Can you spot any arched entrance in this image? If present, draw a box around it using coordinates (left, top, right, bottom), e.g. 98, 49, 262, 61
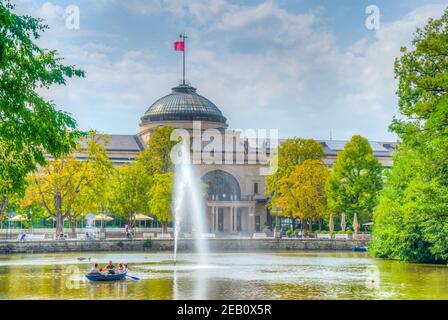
202, 170, 241, 201
202, 170, 255, 234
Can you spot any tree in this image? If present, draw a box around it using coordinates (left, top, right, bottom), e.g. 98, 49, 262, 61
137, 126, 177, 230
148, 173, 173, 233
277, 160, 330, 231
0, 1, 85, 200
326, 135, 383, 227
138, 126, 177, 175
370, 144, 448, 263
22, 132, 112, 235
266, 138, 324, 212
108, 163, 151, 229
372, 8, 448, 263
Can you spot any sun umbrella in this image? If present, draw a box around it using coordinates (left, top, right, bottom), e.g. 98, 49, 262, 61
9, 215, 27, 222
134, 214, 153, 221
353, 212, 359, 235
95, 214, 113, 235
340, 213, 346, 233
94, 214, 113, 221
329, 213, 334, 234
9, 214, 27, 230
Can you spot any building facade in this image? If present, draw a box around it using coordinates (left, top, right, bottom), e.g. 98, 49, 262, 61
89, 82, 396, 235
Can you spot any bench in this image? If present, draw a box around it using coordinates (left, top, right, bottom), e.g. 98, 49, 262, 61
77, 233, 89, 240
157, 233, 172, 239
30, 234, 46, 241
335, 234, 349, 240
353, 234, 372, 240
19, 234, 46, 241
142, 233, 155, 239
198, 233, 216, 239
253, 233, 267, 239
316, 234, 332, 240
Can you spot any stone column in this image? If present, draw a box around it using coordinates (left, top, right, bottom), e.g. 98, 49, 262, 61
249, 205, 255, 234
212, 206, 216, 232
234, 207, 238, 232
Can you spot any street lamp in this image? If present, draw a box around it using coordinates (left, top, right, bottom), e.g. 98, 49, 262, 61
274, 204, 280, 239
30, 210, 33, 234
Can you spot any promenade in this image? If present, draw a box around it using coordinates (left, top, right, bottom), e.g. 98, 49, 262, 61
0, 238, 370, 254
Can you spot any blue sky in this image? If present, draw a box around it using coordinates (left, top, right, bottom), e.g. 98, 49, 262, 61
15, 0, 448, 140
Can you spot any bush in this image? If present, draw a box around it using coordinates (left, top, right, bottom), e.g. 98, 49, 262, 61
286, 229, 293, 237
116, 241, 124, 248
346, 230, 353, 236
143, 239, 153, 249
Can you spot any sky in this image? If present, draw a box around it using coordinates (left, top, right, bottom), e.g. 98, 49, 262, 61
13, 0, 448, 140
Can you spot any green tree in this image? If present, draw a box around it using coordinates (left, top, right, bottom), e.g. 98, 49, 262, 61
108, 163, 151, 229
148, 173, 173, 233
372, 8, 448, 263
22, 132, 112, 235
0, 1, 85, 200
277, 160, 330, 231
326, 135, 383, 226
370, 144, 448, 262
266, 138, 324, 212
138, 126, 177, 175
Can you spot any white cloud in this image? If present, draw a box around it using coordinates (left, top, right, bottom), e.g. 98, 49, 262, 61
19, 1, 448, 140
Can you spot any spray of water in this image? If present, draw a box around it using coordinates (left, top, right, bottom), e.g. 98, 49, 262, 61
173, 142, 208, 265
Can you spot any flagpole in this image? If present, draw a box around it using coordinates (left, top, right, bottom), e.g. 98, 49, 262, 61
183, 34, 185, 85
182, 33, 187, 85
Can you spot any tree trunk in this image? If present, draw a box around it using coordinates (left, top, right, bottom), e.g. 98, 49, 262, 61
70, 217, 77, 238
55, 214, 64, 236
163, 220, 168, 233
54, 193, 63, 236
308, 219, 313, 232
0, 197, 8, 230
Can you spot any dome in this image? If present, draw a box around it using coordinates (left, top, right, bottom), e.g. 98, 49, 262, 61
141, 84, 227, 125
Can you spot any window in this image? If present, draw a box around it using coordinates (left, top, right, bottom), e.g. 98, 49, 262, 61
202, 170, 241, 201
254, 182, 259, 194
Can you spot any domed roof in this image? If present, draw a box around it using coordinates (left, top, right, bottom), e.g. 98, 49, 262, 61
141, 84, 227, 124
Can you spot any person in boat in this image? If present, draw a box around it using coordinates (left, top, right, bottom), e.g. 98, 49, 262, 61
118, 263, 126, 274
105, 261, 116, 274
90, 264, 101, 275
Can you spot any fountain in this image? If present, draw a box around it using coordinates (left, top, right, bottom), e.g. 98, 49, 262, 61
172, 142, 208, 265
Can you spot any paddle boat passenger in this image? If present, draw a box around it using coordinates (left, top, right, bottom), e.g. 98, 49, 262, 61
106, 261, 116, 274
90, 264, 101, 275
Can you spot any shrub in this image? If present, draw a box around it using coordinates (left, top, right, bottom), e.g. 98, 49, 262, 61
143, 239, 153, 249
116, 241, 124, 248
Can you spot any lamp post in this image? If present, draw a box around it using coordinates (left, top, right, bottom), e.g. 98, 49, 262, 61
30, 210, 33, 234
274, 204, 280, 239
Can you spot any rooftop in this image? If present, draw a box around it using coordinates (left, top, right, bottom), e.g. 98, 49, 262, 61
140, 84, 227, 125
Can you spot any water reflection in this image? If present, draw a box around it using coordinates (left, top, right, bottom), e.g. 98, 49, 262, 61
0, 251, 446, 300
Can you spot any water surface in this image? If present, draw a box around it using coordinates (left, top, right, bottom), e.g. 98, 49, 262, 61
0, 251, 446, 300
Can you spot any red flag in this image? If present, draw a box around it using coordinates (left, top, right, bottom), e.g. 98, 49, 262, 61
174, 41, 184, 51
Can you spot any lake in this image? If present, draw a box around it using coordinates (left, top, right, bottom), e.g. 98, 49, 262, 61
0, 251, 446, 300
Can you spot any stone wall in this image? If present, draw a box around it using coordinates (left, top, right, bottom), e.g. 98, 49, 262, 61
0, 238, 370, 254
